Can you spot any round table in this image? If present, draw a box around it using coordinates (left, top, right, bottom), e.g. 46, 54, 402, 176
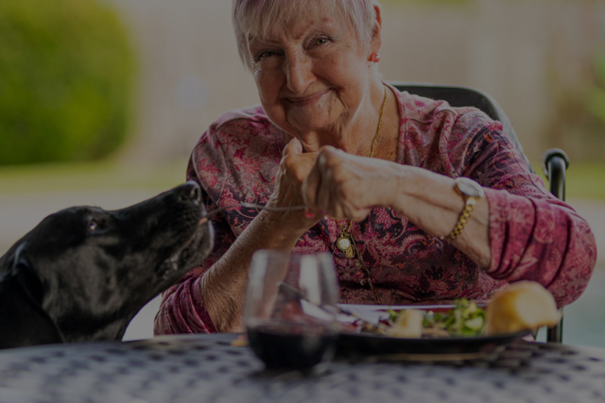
0, 334, 603, 403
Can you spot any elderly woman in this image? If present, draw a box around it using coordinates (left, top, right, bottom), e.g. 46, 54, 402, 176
154, 0, 596, 334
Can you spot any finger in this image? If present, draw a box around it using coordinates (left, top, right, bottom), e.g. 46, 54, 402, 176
282, 137, 303, 157
302, 154, 323, 210
317, 149, 368, 220
349, 206, 372, 222
315, 150, 336, 215
317, 148, 351, 219
339, 177, 372, 221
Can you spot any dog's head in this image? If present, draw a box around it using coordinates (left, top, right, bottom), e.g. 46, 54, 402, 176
0, 182, 213, 342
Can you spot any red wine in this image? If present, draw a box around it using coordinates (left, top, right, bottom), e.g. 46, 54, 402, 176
247, 324, 338, 370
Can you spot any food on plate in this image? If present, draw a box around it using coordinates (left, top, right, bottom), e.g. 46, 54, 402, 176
372, 298, 485, 338
423, 299, 485, 337
386, 309, 424, 338
359, 281, 560, 339
379, 299, 486, 339
484, 281, 561, 335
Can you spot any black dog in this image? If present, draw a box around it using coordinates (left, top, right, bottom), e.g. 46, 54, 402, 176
0, 182, 213, 349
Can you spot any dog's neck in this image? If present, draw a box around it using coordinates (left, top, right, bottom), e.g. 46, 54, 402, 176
50, 306, 134, 343
63, 319, 130, 343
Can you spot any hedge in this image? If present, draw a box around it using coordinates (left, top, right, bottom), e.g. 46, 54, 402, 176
0, 0, 135, 165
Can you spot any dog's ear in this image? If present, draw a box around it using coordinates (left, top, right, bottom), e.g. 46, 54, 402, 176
9, 245, 66, 344
11, 246, 45, 308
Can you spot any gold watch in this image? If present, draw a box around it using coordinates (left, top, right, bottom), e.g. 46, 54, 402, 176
441, 177, 485, 241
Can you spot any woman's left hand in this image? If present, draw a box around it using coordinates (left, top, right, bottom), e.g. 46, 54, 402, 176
302, 145, 492, 269
302, 146, 401, 221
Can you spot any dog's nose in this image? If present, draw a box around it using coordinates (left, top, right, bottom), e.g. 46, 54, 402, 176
177, 182, 201, 204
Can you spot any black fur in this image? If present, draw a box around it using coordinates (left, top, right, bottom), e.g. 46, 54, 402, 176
0, 182, 213, 349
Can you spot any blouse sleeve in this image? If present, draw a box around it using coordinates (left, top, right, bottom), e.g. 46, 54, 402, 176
460, 123, 597, 308
154, 132, 235, 335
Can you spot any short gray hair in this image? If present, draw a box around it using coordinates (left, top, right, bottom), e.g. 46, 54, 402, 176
232, 0, 381, 71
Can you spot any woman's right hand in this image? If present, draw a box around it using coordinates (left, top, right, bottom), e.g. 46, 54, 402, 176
267, 137, 324, 232
200, 137, 323, 332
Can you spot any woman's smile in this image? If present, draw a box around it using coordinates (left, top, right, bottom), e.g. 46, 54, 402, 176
283, 89, 331, 107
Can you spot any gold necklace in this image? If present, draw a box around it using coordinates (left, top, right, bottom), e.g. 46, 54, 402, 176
334, 86, 387, 304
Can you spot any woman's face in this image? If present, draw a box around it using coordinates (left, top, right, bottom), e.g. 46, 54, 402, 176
247, 9, 379, 146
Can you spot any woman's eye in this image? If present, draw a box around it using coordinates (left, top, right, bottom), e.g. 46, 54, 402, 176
257, 50, 277, 60
309, 37, 329, 48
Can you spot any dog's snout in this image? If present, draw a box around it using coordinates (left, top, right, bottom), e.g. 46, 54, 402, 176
177, 182, 201, 205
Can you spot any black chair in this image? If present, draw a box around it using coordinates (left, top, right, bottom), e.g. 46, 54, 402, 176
390, 82, 568, 343
542, 148, 569, 343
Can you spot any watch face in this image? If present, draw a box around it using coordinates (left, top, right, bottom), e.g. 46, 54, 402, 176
455, 177, 485, 198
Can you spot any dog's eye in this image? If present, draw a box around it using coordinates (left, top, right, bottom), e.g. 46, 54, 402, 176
87, 220, 99, 232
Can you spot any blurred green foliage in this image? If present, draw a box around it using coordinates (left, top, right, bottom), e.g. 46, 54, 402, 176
586, 48, 605, 125
0, 0, 135, 166
545, 44, 605, 163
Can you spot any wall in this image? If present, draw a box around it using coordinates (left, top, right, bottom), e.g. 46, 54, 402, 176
105, 0, 605, 164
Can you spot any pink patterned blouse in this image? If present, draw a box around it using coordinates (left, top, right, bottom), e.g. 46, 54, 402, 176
154, 85, 597, 335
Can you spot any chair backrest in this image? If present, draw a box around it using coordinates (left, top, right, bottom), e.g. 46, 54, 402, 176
390, 82, 535, 173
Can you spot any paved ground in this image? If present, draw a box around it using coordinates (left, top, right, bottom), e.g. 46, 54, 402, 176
0, 191, 603, 346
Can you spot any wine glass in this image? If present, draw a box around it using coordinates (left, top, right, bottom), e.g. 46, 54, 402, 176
245, 250, 340, 373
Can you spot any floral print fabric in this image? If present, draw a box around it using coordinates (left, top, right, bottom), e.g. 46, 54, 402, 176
154, 84, 597, 335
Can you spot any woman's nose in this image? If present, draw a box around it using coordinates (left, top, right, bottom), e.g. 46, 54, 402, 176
284, 54, 315, 95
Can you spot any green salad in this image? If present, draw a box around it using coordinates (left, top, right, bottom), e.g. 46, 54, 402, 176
386, 299, 486, 338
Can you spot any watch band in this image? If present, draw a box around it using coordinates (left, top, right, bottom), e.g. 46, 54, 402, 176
440, 177, 484, 241
440, 197, 477, 241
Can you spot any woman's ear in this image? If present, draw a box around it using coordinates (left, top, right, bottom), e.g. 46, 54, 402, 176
368, 5, 383, 60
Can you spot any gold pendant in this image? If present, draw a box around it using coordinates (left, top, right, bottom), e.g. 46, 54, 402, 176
336, 233, 356, 259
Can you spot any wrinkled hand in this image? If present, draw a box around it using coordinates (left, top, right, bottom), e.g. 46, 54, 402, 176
267, 138, 324, 229
302, 146, 400, 221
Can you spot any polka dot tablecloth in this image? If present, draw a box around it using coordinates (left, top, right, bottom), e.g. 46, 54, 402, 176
0, 334, 603, 403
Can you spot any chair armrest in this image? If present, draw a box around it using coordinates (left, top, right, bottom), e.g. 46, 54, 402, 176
540, 148, 570, 343
541, 148, 570, 201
